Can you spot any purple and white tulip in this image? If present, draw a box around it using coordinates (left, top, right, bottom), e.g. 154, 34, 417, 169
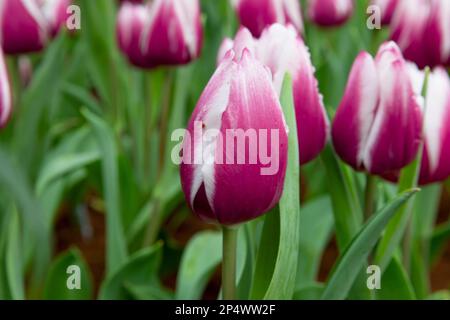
390, 0, 450, 69
180, 50, 288, 225
407, 65, 450, 185
218, 25, 329, 165
307, 0, 354, 27
370, 0, 399, 25
116, 0, 203, 69
0, 49, 12, 128
232, 0, 303, 37
332, 42, 423, 175
0, 0, 49, 54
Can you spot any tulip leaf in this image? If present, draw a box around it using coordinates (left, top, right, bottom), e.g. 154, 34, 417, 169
124, 283, 173, 300
99, 244, 162, 300
293, 283, 325, 300
4, 210, 24, 300
426, 290, 450, 300
43, 249, 93, 300
83, 109, 127, 276
176, 231, 222, 300
321, 189, 419, 300
262, 75, 300, 299
296, 196, 333, 289
430, 221, 450, 264
376, 256, 416, 300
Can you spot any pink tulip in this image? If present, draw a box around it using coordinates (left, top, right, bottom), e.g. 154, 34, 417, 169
370, 0, 399, 25
408, 65, 450, 185
117, 0, 203, 69
116, 3, 149, 68
0, 50, 12, 128
217, 25, 329, 165
141, 0, 203, 68
0, 0, 49, 54
390, 0, 450, 69
332, 42, 423, 175
180, 50, 288, 225
307, 0, 353, 27
233, 0, 303, 37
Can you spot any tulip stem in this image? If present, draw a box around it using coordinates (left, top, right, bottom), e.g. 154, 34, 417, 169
364, 174, 377, 221
222, 226, 238, 300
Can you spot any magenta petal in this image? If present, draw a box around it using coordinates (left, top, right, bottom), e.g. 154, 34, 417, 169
364, 43, 422, 174
236, 0, 279, 38
332, 51, 379, 171
0, 50, 12, 128
371, 0, 399, 25
425, 0, 450, 68
1, 0, 49, 54
42, 0, 72, 37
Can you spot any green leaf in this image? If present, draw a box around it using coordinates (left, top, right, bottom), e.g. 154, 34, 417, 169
321, 189, 419, 300
124, 283, 173, 300
43, 249, 93, 300
99, 244, 162, 300
176, 231, 222, 300
430, 221, 450, 264
426, 290, 450, 300
36, 151, 100, 195
4, 210, 24, 300
297, 196, 333, 289
376, 256, 416, 300
83, 109, 127, 276
293, 283, 325, 300
262, 75, 300, 300
321, 144, 363, 250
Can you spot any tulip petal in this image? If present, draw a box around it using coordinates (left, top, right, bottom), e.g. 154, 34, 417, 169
332, 51, 379, 170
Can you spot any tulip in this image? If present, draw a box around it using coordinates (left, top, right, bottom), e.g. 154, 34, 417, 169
217, 25, 329, 165
141, 0, 203, 68
0, 50, 12, 128
117, 0, 203, 69
0, 0, 49, 54
307, 0, 353, 27
390, 0, 450, 69
370, 0, 399, 25
180, 50, 288, 225
407, 65, 450, 185
41, 0, 71, 37
233, 0, 303, 37
332, 42, 423, 175
116, 2, 150, 68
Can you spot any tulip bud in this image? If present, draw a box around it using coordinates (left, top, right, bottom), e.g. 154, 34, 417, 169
0, 50, 12, 128
0, 0, 49, 54
41, 0, 71, 37
332, 42, 423, 175
116, 2, 150, 68
370, 0, 399, 25
180, 50, 288, 225
307, 0, 353, 27
407, 65, 450, 185
233, 0, 303, 37
141, 0, 203, 68
425, 0, 450, 68
217, 25, 329, 165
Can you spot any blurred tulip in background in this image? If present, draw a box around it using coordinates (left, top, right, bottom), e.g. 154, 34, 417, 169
307, 0, 353, 27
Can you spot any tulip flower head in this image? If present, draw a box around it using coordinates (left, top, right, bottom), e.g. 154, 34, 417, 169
0, 0, 49, 54
40, 0, 72, 37
332, 42, 423, 175
0, 49, 12, 128
390, 0, 450, 68
307, 0, 354, 27
370, 0, 399, 25
408, 65, 450, 185
217, 25, 329, 165
180, 50, 288, 225
117, 0, 203, 69
232, 0, 304, 37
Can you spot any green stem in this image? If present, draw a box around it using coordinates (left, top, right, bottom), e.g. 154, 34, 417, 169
142, 199, 161, 247
143, 71, 153, 192
364, 174, 377, 221
158, 69, 175, 177
222, 226, 238, 300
